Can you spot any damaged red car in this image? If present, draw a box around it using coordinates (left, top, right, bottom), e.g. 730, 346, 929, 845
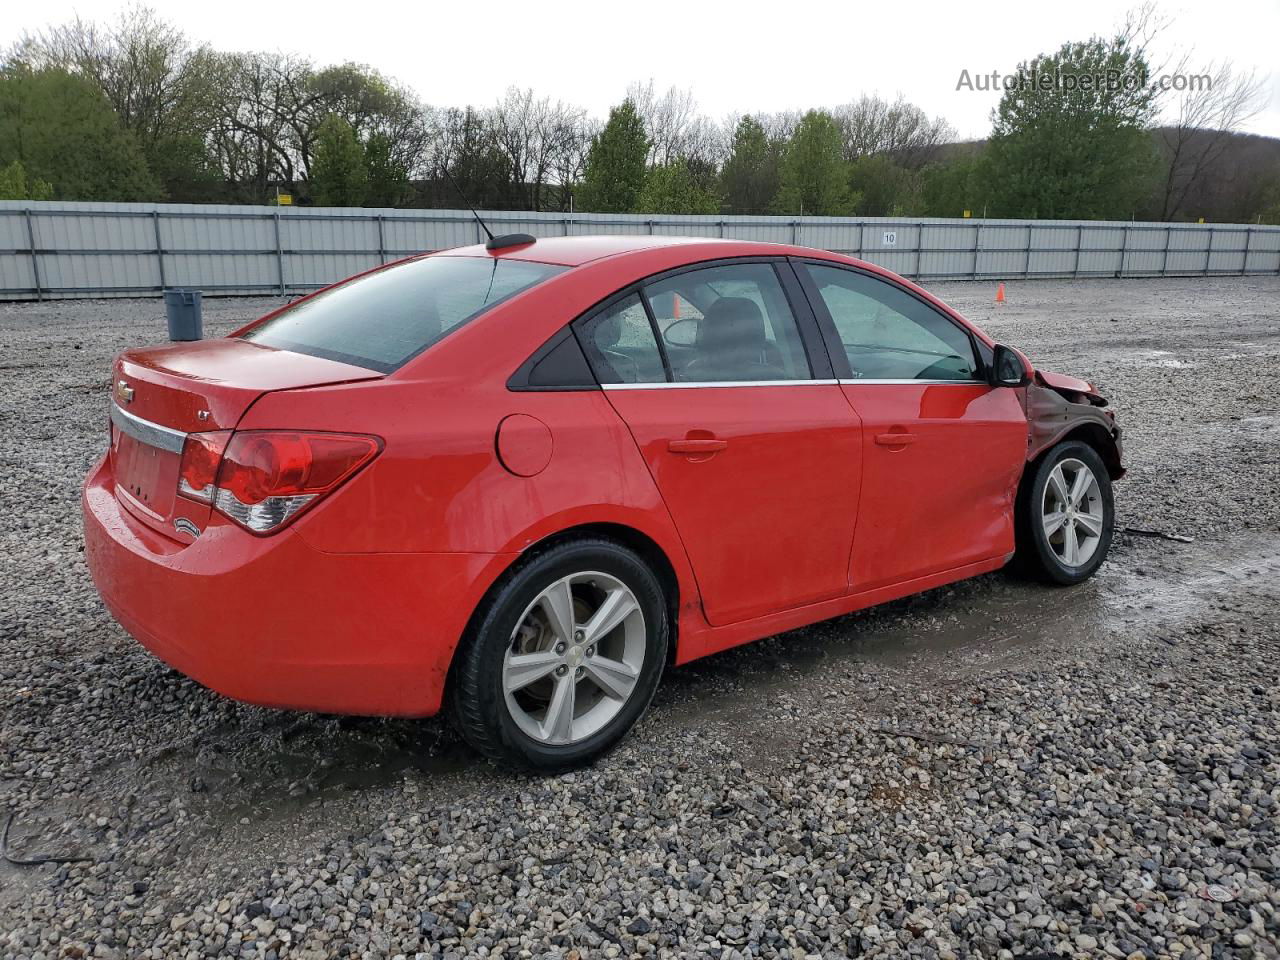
83, 235, 1123, 769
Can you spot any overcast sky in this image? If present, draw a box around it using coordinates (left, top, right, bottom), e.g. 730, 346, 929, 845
5, 0, 1279, 139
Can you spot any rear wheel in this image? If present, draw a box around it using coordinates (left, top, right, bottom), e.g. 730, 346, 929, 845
448, 538, 668, 770
1016, 440, 1114, 585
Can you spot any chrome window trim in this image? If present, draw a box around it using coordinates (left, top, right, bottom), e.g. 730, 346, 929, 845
110, 402, 187, 454
838, 378, 988, 386
601, 379, 840, 390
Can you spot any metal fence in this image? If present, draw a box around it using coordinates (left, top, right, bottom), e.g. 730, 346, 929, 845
3, 200, 1279, 300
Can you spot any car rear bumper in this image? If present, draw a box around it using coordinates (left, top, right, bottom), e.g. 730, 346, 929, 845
82, 454, 514, 717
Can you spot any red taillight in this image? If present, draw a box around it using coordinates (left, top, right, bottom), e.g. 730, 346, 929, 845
178, 431, 232, 503
211, 431, 380, 533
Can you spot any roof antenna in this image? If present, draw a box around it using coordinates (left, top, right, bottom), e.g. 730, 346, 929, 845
440, 166, 536, 252
441, 166, 494, 244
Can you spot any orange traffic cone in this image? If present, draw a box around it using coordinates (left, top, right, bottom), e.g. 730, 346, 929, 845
995, 282, 1006, 305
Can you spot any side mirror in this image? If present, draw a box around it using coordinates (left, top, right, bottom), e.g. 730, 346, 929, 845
989, 344, 1031, 387
662, 318, 699, 348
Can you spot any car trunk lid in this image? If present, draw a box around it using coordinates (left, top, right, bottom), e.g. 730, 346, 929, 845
109, 338, 382, 541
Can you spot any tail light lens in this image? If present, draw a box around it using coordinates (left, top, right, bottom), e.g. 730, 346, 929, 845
176, 430, 380, 533
178, 431, 232, 503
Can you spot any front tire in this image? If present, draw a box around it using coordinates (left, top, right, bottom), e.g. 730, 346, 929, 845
448, 538, 668, 770
1016, 440, 1114, 585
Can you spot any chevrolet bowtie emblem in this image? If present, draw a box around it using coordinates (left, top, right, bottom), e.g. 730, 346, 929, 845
115, 379, 134, 404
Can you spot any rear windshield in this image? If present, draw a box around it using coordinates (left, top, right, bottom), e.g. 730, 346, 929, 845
243, 256, 568, 372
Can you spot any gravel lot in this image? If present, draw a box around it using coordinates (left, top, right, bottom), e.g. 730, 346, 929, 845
1, 276, 1278, 959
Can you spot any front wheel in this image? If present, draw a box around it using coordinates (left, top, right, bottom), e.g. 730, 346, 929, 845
1016, 440, 1114, 585
448, 538, 668, 770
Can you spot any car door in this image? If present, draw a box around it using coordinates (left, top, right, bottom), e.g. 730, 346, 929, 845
576, 260, 863, 626
795, 261, 1027, 592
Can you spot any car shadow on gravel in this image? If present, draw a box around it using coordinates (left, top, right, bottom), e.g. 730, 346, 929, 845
119, 561, 1077, 822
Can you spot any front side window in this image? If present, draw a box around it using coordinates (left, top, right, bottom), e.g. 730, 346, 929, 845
244, 255, 568, 372
803, 264, 979, 381
644, 263, 811, 383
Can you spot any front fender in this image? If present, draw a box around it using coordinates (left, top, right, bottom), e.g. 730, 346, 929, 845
1026, 379, 1125, 478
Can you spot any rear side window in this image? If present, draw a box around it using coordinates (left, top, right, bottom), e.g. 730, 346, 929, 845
802, 264, 979, 381
244, 256, 568, 372
577, 294, 666, 384
643, 263, 811, 382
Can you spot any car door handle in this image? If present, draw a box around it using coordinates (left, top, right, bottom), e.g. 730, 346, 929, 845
668, 438, 728, 455
874, 432, 917, 446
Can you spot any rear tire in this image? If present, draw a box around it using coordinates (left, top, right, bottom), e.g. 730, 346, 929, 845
448, 538, 668, 771
1015, 440, 1114, 585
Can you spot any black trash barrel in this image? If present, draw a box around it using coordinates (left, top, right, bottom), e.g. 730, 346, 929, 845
163, 289, 203, 341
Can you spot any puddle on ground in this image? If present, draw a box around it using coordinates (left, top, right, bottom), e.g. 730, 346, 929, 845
1121, 349, 1194, 368
184, 714, 477, 823
1118, 341, 1280, 369
1235, 416, 1280, 441
657, 533, 1280, 724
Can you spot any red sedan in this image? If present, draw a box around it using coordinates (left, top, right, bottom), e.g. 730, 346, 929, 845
83, 235, 1123, 769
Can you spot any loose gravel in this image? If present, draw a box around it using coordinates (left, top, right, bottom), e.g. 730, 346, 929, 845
1, 277, 1278, 959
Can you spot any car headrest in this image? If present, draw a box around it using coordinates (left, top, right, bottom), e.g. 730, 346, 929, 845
594, 313, 623, 348
696, 297, 766, 351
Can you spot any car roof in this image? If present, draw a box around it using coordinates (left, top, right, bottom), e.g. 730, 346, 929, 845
435, 234, 804, 267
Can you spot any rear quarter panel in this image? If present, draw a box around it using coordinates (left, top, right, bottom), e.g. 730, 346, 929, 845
238, 378, 694, 565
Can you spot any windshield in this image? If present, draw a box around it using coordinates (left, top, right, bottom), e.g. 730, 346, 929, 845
243, 256, 568, 372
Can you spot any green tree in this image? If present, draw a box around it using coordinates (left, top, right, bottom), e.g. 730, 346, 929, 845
576, 99, 649, 213
364, 131, 408, 206
1260, 173, 1280, 224
144, 132, 219, 193
0, 159, 53, 200
12, 7, 223, 198
0, 65, 158, 200
305, 63, 431, 183
984, 34, 1159, 219
635, 160, 720, 214
774, 110, 856, 215
309, 113, 367, 206
920, 154, 993, 218
720, 116, 781, 214
849, 154, 924, 216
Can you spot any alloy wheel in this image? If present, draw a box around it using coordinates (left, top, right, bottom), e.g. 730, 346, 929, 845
1041, 457, 1105, 567
502, 571, 647, 745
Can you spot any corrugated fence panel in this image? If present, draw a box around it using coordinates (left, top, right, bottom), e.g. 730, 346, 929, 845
1166, 226, 1211, 275
1121, 226, 1163, 276
0, 254, 35, 294
723, 220, 793, 244
1245, 227, 1280, 272
1077, 226, 1124, 277
290, 252, 382, 289
1, 201, 1277, 300
567, 215, 652, 238
375, 218, 426, 257
976, 224, 1024, 279
1208, 228, 1247, 275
